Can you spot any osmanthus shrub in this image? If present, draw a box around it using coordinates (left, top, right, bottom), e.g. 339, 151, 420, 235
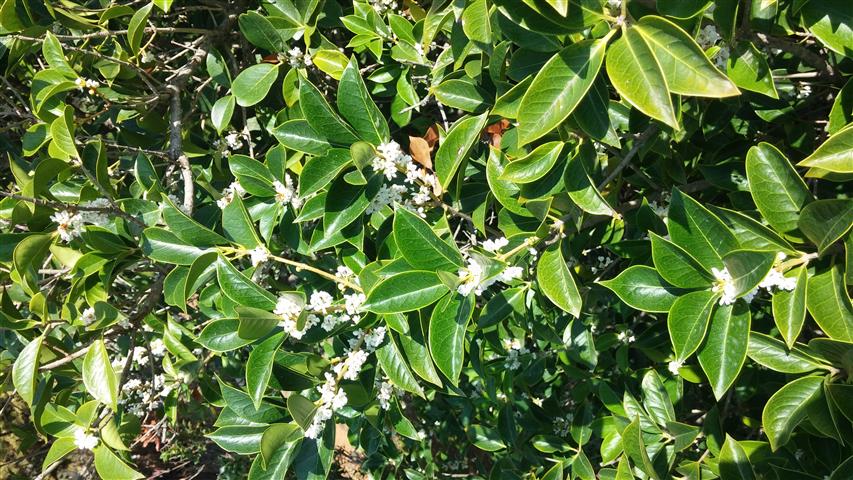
0, 0, 852, 478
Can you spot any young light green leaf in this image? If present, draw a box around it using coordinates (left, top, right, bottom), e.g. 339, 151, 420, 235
461, 0, 491, 44
127, 3, 153, 56
727, 42, 778, 99
434, 112, 489, 189
746, 143, 812, 234
364, 271, 449, 314
668, 289, 717, 361
600, 265, 683, 313
762, 375, 824, 451
211, 95, 236, 134
517, 38, 608, 145
606, 27, 678, 129
429, 293, 474, 386
798, 125, 853, 173
393, 207, 464, 271
312, 49, 349, 80
537, 241, 582, 317
233, 63, 279, 107
93, 444, 144, 480
83, 339, 118, 411
698, 301, 750, 400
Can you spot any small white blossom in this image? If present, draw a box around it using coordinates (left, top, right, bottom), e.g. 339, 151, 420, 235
75, 77, 100, 95
363, 326, 386, 351
457, 256, 497, 297
711, 267, 738, 305
150, 338, 166, 357
217, 182, 245, 209
335, 349, 369, 381
668, 360, 683, 375
81, 307, 96, 326
617, 329, 636, 344
74, 429, 99, 450
372, 141, 412, 180
132, 346, 149, 366
52, 210, 84, 242
498, 266, 523, 283
482, 237, 509, 253
286, 46, 312, 68
309, 291, 334, 314
248, 245, 270, 267
377, 380, 395, 410
344, 292, 366, 316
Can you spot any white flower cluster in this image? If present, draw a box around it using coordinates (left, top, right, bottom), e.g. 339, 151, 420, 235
482, 237, 509, 253
74, 429, 99, 450
335, 265, 360, 290
617, 329, 636, 344
74, 77, 100, 95
369, 0, 398, 15
81, 306, 96, 326
796, 83, 812, 100
367, 141, 439, 217
309, 291, 334, 313
711, 267, 738, 305
304, 327, 386, 439
503, 338, 528, 371
668, 359, 683, 375
376, 379, 397, 410
456, 256, 523, 297
285, 46, 313, 69
217, 181, 246, 209
273, 174, 302, 208
275, 295, 315, 340
51, 199, 112, 242
131, 338, 167, 367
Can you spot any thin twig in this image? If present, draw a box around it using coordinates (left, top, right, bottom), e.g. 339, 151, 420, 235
597, 126, 658, 190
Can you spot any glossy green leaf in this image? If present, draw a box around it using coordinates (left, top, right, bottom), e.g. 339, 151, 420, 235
93, 444, 144, 480
746, 143, 812, 234
600, 266, 682, 313
216, 257, 277, 311
376, 334, 425, 398
211, 95, 236, 134
797, 199, 853, 254
719, 434, 755, 480
299, 74, 359, 145
433, 79, 491, 113
501, 141, 564, 183
747, 332, 826, 374
239, 12, 285, 52
650, 232, 712, 288
247, 332, 284, 409
83, 339, 118, 411
141, 227, 210, 265
393, 207, 463, 270
727, 42, 778, 98
622, 417, 661, 480
698, 301, 750, 400
668, 189, 739, 270
668, 289, 717, 361
517, 38, 608, 145
12, 335, 42, 408
207, 425, 267, 454
800, 0, 853, 56
772, 266, 807, 347
338, 57, 389, 145
537, 241, 582, 317
429, 293, 474, 385
364, 271, 449, 314
762, 375, 824, 451
434, 113, 489, 188
798, 126, 853, 174
127, 2, 153, 55
233, 63, 279, 107
722, 250, 775, 297
806, 266, 853, 342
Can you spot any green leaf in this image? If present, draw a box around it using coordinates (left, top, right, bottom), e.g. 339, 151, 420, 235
727, 42, 778, 98
745, 143, 812, 234
42, 32, 74, 77
600, 265, 682, 313
772, 266, 807, 348
197, 319, 253, 352
467, 424, 506, 452
622, 417, 661, 480
634, 16, 740, 98
668, 290, 717, 361
272, 120, 331, 155
216, 257, 277, 311
517, 38, 608, 145
259, 423, 301, 469
606, 26, 678, 129
668, 189, 739, 270
429, 293, 474, 385
712, 206, 796, 255
211, 95, 236, 134
393, 208, 463, 270
162, 197, 229, 247
719, 434, 756, 480
797, 199, 853, 254
83, 339, 118, 411
433, 79, 491, 113
50, 106, 79, 160
12, 335, 42, 407
322, 174, 381, 237
398, 317, 443, 387
299, 149, 351, 198
698, 301, 750, 400
233, 63, 279, 107
93, 444, 144, 480
806, 266, 853, 342
376, 334, 425, 398
650, 232, 712, 288
461, 0, 492, 44
500, 141, 564, 183
828, 78, 853, 135
478, 286, 526, 328
747, 332, 826, 374
364, 271, 449, 314
247, 332, 284, 409
251, 426, 302, 479
299, 75, 359, 145
722, 250, 775, 297
798, 125, 853, 174
537, 241, 582, 317
434, 112, 489, 188
222, 195, 262, 249
762, 375, 824, 451
641, 370, 675, 427
207, 425, 267, 454
564, 145, 615, 216
141, 227, 210, 265
312, 49, 349, 80
42, 437, 76, 470
127, 2, 153, 55
238, 12, 285, 52
338, 57, 389, 145
800, 0, 853, 56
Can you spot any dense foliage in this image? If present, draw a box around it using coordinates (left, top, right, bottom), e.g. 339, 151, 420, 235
1, 0, 852, 478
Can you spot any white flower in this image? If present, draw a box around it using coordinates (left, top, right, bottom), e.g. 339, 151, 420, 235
711, 267, 738, 305
74, 429, 99, 450
344, 292, 366, 315
286, 46, 312, 68
305, 372, 348, 439
758, 259, 797, 292
249, 245, 270, 267
81, 307, 96, 326
503, 338, 527, 371
150, 338, 166, 357
366, 184, 406, 214
617, 329, 636, 344
79, 199, 111, 226
125, 378, 142, 390
457, 256, 495, 297
372, 141, 412, 180
377, 380, 395, 410
224, 132, 244, 151
217, 182, 245, 209
498, 266, 523, 283
51, 210, 84, 242
363, 326, 386, 351
714, 45, 731, 69
132, 346, 149, 366
273, 178, 293, 205
321, 314, 342, 332
482, 237, 509, 253
75, 77, 99, 95
796, 83, 812, 100
668, 360, 683, 375
369, 0, 398, 15
335, 350, 369, 381
309, 291, 334, 314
